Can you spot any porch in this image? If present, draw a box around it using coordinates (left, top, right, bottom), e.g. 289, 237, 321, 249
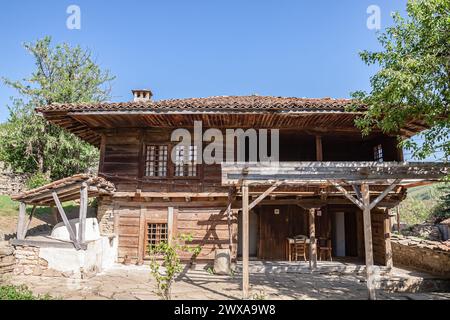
4, 261, 449, 300
223, 161, 450, 300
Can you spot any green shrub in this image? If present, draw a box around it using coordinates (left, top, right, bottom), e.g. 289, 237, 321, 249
25, 172, 50, 190
0, 285, 52, 300
148, 234, 201, 300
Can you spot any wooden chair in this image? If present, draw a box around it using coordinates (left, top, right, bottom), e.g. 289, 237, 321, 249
318, 237, 332, 261
292, 235, 308, 262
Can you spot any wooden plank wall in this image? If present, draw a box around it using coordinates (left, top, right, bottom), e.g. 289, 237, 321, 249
370, 208, 389, 265
258, 205, 316, 260
115, 202, 237, 263
117, 205, 141, 263
177, 207, 237, 261
100, 128, 404, 193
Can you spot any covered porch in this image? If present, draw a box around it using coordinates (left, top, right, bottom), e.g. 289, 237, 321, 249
223, 161, 449, 300
9, 174, 117, 278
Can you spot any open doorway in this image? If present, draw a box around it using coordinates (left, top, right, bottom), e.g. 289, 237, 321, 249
237, 210, 259, 258
331, 211, 358, 257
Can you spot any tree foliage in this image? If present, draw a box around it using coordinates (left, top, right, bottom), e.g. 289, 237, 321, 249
352, 0, 450, 160
0, 37, 114, 182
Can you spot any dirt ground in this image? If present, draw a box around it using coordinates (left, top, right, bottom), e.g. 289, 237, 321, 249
0, 215, 52, 241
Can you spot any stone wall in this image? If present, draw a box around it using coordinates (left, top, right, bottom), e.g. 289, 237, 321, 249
0, 162, 27, 195
0, 242, 15, 276
97, 197, 115, 236
12, 245, 60, 277
392, 235, 450, 276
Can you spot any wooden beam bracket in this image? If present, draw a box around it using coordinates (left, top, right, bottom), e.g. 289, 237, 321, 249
52, 192, 82, 250
249, 181, 284, 210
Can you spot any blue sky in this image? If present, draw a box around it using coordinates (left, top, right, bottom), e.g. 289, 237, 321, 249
2, 0, 437, 160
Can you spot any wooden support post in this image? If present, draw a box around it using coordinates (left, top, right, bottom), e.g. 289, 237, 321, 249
309, 208, 317, 270
315, 136, 323, 161
138, 205, 145, 264
227, 189, 234, 252
242, 184, 249, 300
51, 206, 59, 225
384, 209, 393, 270
52, 192, 81, 250
17, 202, 27, 240
167, 206, 174, 245
21, 206, 36, 239
361, 183, 376, 300
78, 183, 88, 245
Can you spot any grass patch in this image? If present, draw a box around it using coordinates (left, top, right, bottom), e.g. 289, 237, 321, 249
0, 285, 53, 300
0, 195, 19, 217
0, 194, 78, 217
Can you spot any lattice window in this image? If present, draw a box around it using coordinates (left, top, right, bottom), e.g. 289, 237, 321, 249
373, 144, 383, 162
146, 223, 168, 250
145, 145, 168, 177
174, 145, 198, 177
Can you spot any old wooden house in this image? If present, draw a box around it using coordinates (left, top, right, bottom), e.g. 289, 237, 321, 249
13, 90, 448, 299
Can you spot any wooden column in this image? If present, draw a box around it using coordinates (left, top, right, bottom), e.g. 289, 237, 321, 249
21, 206, 36, 239
361, 183, 376, 300
315, 136, 323, 161
138, 205, 146, 264
242, 184, 249, 299
167, 206, 174, 245
309, 208, 317, 270
227, 189, 234, 253
17, 202, 27, 240
384, 209, 393, 270
78, 183, 88, 245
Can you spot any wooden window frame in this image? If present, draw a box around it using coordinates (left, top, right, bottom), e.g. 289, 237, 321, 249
143, 144, 169, 179
373, 144, 384, 162
144, 220, 168, 258
172, 145, 200, 179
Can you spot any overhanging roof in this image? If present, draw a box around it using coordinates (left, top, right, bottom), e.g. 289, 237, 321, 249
36, 96, 429, 147
221, 162, 449, 186
12, 174, 115, 206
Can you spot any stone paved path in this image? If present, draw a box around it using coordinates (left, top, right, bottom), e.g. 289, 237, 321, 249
2, 264, 450, 300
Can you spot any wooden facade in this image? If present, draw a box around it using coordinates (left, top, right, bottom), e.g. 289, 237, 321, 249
93, 125, 404, 264
30, 95, 449, 300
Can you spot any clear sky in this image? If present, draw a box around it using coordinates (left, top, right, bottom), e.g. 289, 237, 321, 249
3, 0, 437, 160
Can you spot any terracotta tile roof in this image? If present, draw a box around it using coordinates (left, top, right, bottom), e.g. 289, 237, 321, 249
37, 96, 365, 113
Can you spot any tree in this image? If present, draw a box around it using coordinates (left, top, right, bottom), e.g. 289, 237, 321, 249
352, 0, 450, 160
433, 183, 450, 221
0, 37, 114, 182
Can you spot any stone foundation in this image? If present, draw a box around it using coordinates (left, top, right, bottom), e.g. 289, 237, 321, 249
11, 237, 118, 279
97, 198, 115, 236
392, 235, 450, 276
13, 245, 54, 277
0, 242, 15, 275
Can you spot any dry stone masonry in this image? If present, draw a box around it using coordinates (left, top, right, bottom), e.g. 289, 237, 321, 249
392, 234, 450, 276
0, 242, 15, 276
0, 162, 27, 195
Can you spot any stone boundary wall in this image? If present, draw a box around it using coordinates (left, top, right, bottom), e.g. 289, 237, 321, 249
0, 162, 27, 195
392, 235, 450, 276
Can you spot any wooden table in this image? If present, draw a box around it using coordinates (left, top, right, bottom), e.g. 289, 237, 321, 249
286, 238, 310, 262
